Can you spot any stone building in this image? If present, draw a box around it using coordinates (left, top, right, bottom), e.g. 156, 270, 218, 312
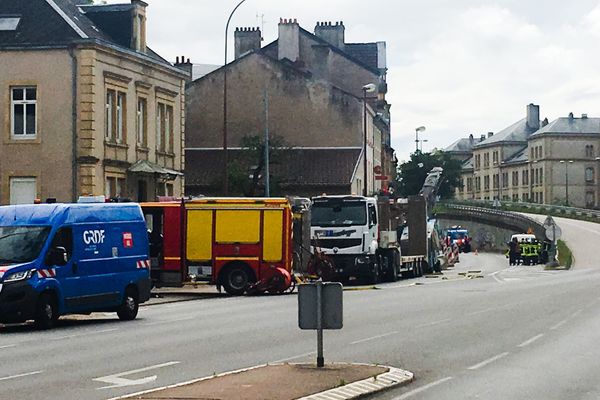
185, 19, 393, 196
0, 0, 186, 204
451, 105, 600, 209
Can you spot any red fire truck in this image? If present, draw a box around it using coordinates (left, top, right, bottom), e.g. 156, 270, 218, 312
141, 198, 293, 295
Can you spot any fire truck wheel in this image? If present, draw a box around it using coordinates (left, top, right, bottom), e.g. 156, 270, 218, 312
367, 258, 380, 284
223, 265, 253, 295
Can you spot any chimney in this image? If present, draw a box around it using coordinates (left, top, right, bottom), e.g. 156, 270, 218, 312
278, 18, 300, 62
174, 56, 193, 81
526, 103, 540, 132
480, 134, 486, 142
488, 132, 494, 138
131, 0, 148, 52
234, 27, 262, 59
541, 117, 549, 127
314, 21, 345, 50
568, 112, 574, 119
582, 113, 588, 119
469, 133, 474, 144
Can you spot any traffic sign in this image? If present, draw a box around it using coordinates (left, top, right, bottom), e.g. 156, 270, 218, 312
545, 225, 562, 241
543, 215, 555, 229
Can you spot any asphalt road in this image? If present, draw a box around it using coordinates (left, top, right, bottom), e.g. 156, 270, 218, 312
1, 218, 599, 400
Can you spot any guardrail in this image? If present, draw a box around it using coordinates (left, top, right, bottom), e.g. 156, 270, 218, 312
435, 203, 547, 240
445, 200, 600, 223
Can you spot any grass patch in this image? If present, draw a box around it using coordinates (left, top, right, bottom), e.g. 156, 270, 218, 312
556, 239, 573, 269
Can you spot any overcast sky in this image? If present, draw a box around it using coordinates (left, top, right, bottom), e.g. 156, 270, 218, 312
106, 0, 600, 161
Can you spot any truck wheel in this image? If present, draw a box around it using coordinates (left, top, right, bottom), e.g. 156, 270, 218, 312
385, 257, 398, 282
35, 293, 58, 330
223, 266, 251, 295
117, 288, 139, 321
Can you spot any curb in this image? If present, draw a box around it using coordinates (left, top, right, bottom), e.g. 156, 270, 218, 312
298, 364, 413, 400
106, 363, 413, 400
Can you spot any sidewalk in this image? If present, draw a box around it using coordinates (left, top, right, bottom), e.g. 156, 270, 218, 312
144, 283, 226, 306
110, 362, 413, 400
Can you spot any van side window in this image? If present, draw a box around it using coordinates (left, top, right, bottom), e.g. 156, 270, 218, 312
49, 227, 73, 261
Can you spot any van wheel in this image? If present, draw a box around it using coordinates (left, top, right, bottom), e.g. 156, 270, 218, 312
223, 266, 251, 295
35, 293, 58, 330
117, 288, 139, 321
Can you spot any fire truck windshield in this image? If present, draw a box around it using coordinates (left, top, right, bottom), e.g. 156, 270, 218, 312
311, 201, 367, 227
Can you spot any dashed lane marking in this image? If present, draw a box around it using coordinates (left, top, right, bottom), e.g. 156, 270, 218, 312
550, 319, 569, 331
271, 351, 315, 363
350, 331, 399, 345
392, 376, 453, 399
415, 318, 451, 328
467, 352, 510, 370
0, 344, 16, 349
518, 333, 544, 348
0, 370, 43, 381
51, 327, 119, 341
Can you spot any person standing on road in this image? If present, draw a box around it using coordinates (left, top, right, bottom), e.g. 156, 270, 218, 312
508, 237, 519, 266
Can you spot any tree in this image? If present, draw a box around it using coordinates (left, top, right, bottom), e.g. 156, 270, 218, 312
209, 134, 290, 197
395, 151, 463, 199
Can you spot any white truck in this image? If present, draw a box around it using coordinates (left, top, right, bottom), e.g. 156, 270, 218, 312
310, 195, 425, 283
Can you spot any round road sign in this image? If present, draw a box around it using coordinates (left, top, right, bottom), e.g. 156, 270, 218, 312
545, 225, 562, 241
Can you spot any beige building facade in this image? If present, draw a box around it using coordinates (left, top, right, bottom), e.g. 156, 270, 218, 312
0, 0, 186, 204
452, 106, 600, 209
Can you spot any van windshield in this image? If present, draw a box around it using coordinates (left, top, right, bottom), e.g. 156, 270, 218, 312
0, 226, 51, 263
311, 201, 367, 227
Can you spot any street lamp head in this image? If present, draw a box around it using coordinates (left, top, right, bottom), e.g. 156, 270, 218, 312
416, 126, 426, 133
362, 83, 377, 93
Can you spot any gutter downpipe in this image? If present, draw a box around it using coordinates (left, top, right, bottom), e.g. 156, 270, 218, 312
69, 45, 78, 202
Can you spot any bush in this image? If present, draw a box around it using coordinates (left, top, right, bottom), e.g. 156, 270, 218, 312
556, 240, 573, 269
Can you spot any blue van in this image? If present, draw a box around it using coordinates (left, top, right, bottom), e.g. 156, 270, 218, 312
0, 203, 151, 329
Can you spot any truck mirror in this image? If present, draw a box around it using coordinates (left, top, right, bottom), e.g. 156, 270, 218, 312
47, 246, 68, 266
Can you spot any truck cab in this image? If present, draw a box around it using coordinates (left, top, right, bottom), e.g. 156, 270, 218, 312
310, 196, 380, 283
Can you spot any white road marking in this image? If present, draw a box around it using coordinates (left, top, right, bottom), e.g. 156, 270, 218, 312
392, 376, 453, 399
550, 319, 569, 331
572, 309, 583, 317
467, 307, 499, 316
350, 331, 399, 345
518, 333, 544, 348
0, 344, 16, 349
94, 361, 180, 389
415, 318, 451, 328
0, 370, 43, 381
467, 352, 510, 370
272, 351, 316, 363
142, 316, 195, 326
51, 327, 119, 340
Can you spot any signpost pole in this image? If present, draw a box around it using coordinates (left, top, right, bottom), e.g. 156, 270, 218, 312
316, 280, 324, 367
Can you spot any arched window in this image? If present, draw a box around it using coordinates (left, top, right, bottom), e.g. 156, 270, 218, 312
585, 167, 595, 183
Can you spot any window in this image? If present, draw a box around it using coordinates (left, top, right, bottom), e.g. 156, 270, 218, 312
585, 167, 595, 183
11, 87, 37, 138
137, 97, 147, 146
467, 177, 473, 192
9, 177, 36, 204
492, 174, 498, 189
540, 192, 543, 204
156, 102, 174, 152
502, 172, 509, 188
538, 146, 543, 159
512, 171, 519, 187
585, 145, 594, 158
522, 170, 529, 185
493, 151, 498, 165
475, 177, 481, 191
105, 176, 126, 198
166, 183, 174, 197
475, 155, 480, 170
105, 89, 126, 143
0, 16, 21, 31
586, 192, 595, 208
484, 176, 490, 190
530, 148, 534, 159
539, 168, 543, 184
47, 227, 73, 262
484, 153, 489, 168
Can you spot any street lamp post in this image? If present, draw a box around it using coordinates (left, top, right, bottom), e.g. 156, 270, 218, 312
222, 0, 247, 195
559, 160, 574, 206
415, 126, 426, 153
362, 83, 377, 197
